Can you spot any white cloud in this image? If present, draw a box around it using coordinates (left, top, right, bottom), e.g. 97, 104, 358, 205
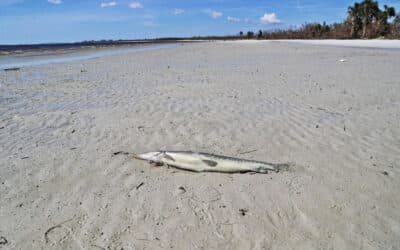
101, 1, 116, 8
205, 9, 222, 19
173, 8, 184, 15
211, 11, 223, 18
129, 2, 143, 9
48, 0, 62, 4
260, 13, 281, 24
227, 16, 240, 22
204, 9, 223, 19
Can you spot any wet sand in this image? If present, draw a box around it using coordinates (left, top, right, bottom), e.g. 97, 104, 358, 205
1, 41, 400, 249
0, 43, 180, 70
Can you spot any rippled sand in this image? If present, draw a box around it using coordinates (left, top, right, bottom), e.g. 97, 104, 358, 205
1, 41, 399, 249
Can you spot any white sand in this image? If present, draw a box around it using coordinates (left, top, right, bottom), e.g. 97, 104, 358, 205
275, 39, 400, 49
1, 42, 400, 249
227, 39, 400, 49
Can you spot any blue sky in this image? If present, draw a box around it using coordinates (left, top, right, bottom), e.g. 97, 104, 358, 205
0, 0, 399, 44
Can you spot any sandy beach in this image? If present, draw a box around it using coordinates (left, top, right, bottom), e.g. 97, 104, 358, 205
1, 41, 400, 249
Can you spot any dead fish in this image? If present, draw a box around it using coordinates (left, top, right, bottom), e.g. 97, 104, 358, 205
133, 151, 289, 173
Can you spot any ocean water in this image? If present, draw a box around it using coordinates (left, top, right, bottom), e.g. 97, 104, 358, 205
0, 43, 180, 70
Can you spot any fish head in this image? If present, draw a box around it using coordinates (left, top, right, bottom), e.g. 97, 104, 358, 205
135, 151, 165, 163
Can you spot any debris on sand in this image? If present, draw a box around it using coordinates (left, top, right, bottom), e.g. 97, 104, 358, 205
44, 218, 74, 244
44, 225, 62, 244
135, 182, 144, 190
178, 186, 186, 193
239, 208, 248, 216
0, 236, 8, 245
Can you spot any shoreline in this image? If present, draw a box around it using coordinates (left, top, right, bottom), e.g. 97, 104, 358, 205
2, 38, 400, 55
0, 39, 197, 53
0, 43, 182, 70
3, 39, 400, 70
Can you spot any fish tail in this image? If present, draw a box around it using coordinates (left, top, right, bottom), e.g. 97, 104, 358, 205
271, 163, 291, 172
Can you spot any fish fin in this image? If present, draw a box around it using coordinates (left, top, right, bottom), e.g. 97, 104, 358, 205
202, 159, 218, 167
163, 153, 175, 161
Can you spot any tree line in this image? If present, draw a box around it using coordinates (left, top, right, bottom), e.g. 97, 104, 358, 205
242, 0, 400, 39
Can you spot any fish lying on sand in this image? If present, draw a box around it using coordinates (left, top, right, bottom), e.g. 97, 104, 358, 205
133, 151, 290, 173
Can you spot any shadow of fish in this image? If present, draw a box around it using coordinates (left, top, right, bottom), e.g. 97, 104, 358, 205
133, 151, 290, 173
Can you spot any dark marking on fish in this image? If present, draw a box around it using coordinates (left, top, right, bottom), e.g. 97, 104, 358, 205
202, 159, 218, 167
4, 67, 20, 71
163, 153, 175, 161
113, 151, 129, 156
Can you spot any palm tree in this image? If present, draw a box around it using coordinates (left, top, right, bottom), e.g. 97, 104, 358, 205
347, 0, 391, 38
385, 5, 396, 17
360, 0, 380, 37
258, 30, 263, 39
377, 5, 396, 36
394, 15, 400, 35
348, 3, 361, 37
